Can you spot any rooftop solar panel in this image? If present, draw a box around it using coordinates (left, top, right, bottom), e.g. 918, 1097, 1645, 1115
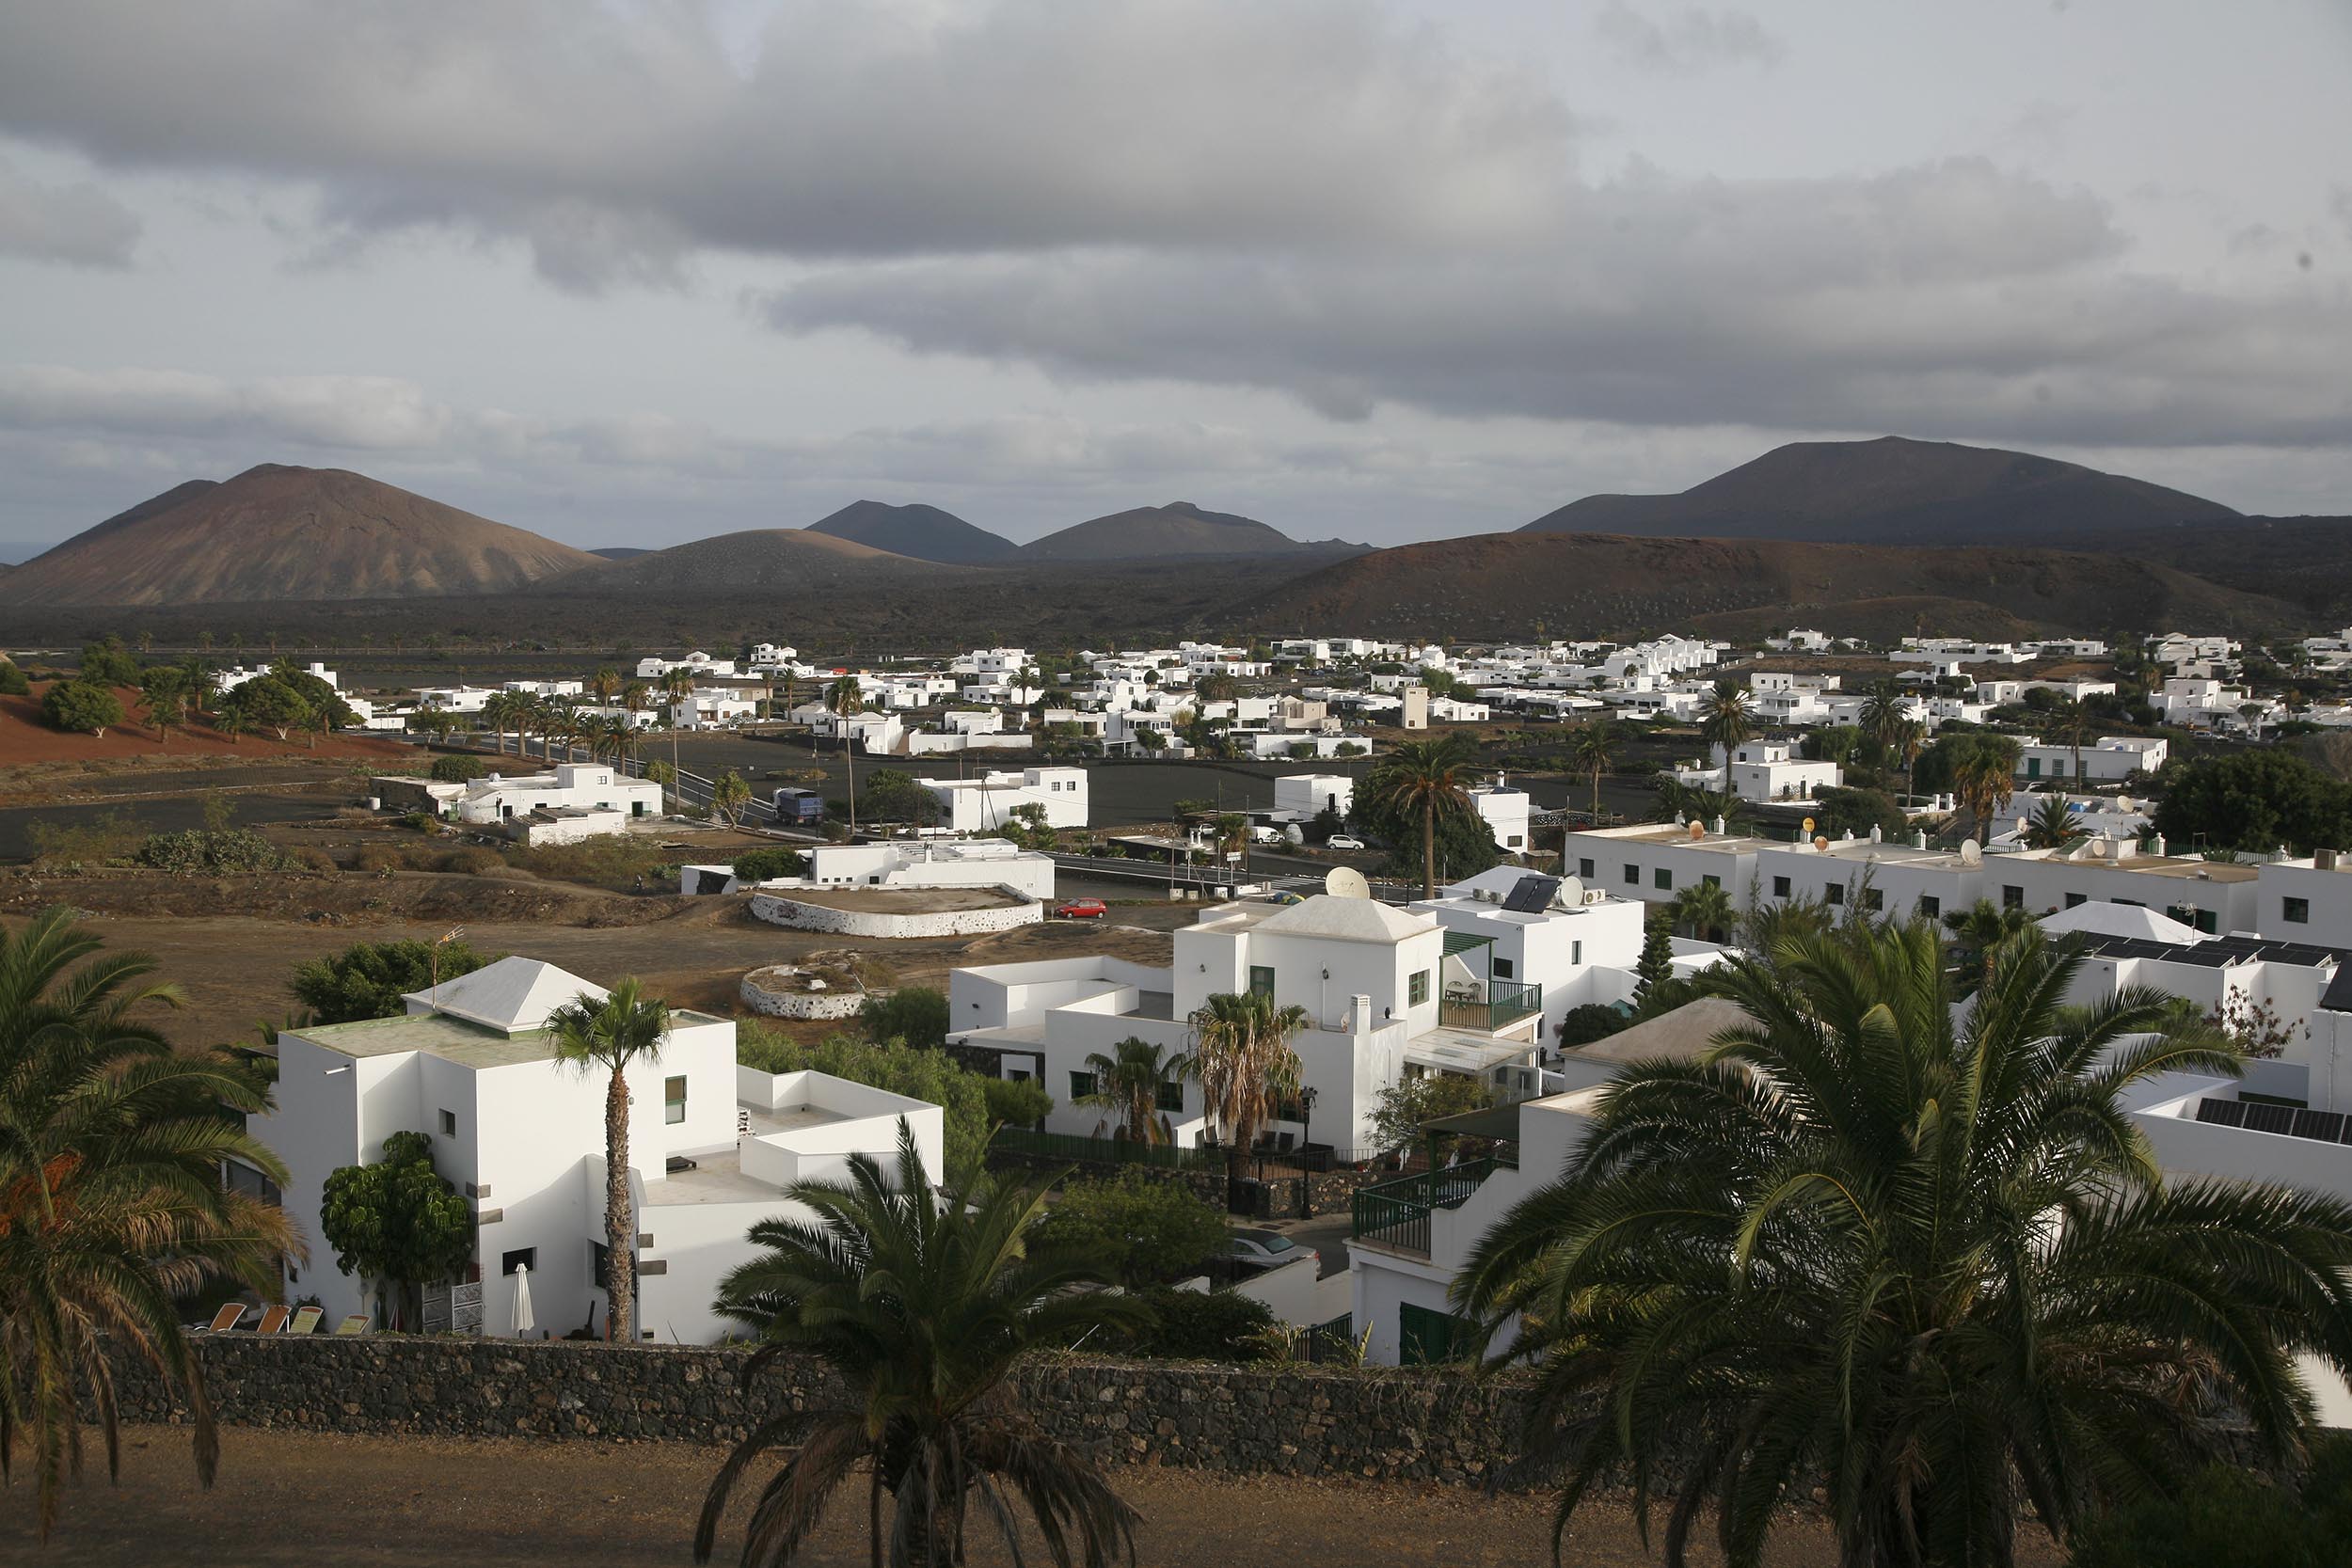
1501, 875, 1561, 914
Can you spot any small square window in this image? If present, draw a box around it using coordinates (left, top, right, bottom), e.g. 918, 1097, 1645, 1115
1492, 958, 1514, 979
1703, 874, 1721, 889
1825, 883, 1844, 907
2003, 885, 2024, 910
437, 1109, 456, 1137
2064, 893, 2087, 909
1408, 970, 1430, 1006
1653, 868, 1672, 892
2285, 896, 2311, 925
1155, 1081, 1184, 1113
1248, 965, 1276, 998
501, 1247, 536, 1276
1578, 858, 1595, 879
1772, 877, 1790, 899
1623, 863, 1639, 885
1919, 895, 1940, 920
664, 1075, 687, 1126
1863, 889, 1883, 911
1071, 1070, 1096, 1100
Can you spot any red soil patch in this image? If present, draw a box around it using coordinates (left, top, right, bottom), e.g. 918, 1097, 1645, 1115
1, 685, 419, 765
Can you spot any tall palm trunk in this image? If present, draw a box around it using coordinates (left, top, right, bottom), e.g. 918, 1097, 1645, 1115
1589, 764, 1601, 817
604, 1069, 635, 1342
1421, 796, 1437, 897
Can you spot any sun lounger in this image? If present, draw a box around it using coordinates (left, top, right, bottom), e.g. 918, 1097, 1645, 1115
333, 1314, 372, 1336
206, 1303, 250, 1332
255, 1304, 291, 1334
289, 1306, 324, 1335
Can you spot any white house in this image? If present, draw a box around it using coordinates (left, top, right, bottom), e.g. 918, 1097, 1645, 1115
2258, 852, 2352, 944
1275, 773, 1356, 822
451, 763, 663, 842
1468, 777, 1532, 854
2016, 735, 2168, 784
1408, 866, 1646, 1044
1563, 822, 1772, 911
791, 837, 1055, 900
923, 766, 1089, 833
948, 894, 1548, 1154
1680, 739, 1841, 804
1752, 834, 1982, 925
246, 957, 944, 1344
1996, 840, 2261, 937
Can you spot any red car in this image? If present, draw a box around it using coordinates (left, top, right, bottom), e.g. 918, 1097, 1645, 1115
1055, 897, 1108, 920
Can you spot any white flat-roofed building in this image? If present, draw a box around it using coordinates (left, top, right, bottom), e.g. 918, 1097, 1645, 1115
2016, 735, 2167, 784
923, 766, 1089, 833
245, 956, 943, 1345
1677, 739, 1841, 804
1562, 822, 1772, 912
1469, 778, 1532, 853
1275, 773, 1356, 822
447, 762, 663, 833
1409, 866, 1646, 1043
1996, 841, 2260, 937
2259, 853, 2352, 944
787, 837, 1054, 900
1752, 835, 1981, 925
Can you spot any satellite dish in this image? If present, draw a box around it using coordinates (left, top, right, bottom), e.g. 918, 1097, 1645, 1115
1813, 836, 1831, 852
1960, 840, 1982, 865
1324, 866, 1371, 900
1556, 876, 1584, 908
2118, 796, 2135, 812
1687, 819, 1706, 840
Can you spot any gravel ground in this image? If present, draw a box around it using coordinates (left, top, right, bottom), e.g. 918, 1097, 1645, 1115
0, 1426, 2057, 1568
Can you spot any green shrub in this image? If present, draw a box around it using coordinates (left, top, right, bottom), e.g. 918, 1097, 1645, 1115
397, 811, 440, 833
1128, 1286, 1273, 1361
429, 753, 486, 784
1556, 1003, 1631, 1049
859, 985, 950, 1051
0, 661, 28, 696
982, 1075, 1053, 1129
732, 846, 806, 882
735, 1026, 1047, 1172
1035, 1171, 1230, 1287
134, 828, 296, 873
40, 680, 124, 736
291, 939, 498, 1024
2065, 1440, 2352, 1568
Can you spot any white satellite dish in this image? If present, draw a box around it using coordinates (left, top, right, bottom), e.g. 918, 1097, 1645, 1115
1960, 840, 1982, 865
1324, 866, 1372, 900
1556, 875, 1584, 909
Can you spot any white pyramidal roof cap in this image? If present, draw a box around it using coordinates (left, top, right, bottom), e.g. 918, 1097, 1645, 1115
2037, 901, 2208, 945
1253, 894, 1436, 945
403, 956, 610, 1035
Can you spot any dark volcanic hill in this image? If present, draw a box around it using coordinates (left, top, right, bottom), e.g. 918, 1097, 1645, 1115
1522, 436, 2238, 546
1234, 531, 2303, 642
1018, 500, 1359, 562
806, 499, 1016, 564
530, 529, 969, 595
588, 546, 652, 562
0, 466, 602, 606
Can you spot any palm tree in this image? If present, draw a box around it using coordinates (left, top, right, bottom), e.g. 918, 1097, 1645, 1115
699, 1127, 1145, 1568
1696, 679, 1754, 800
828, 674, 866, 836
589, 665, 622, 709
1076, 1037, 1192, 1145
660, 668, 697, 803
1943, 895, 2036, 991
1858, 680, 1906, 769
0, 908, 301, 1536
1569, 719, 1622, 819
1665, 879, 1733, 942
2022, 791, 2088, 850
2052, 696, 2093, 784
1460, 920, 2352, 1568
546, 978, 670, 1344
1892, 717, 1927, 804
1372, 733, 1478, 897
1186, 990, 1307, 1203
1952, 732, 2022, 844
542, 702, 579, 766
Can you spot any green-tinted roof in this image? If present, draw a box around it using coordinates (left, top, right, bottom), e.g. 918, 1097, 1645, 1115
1441, 929, 1496, 955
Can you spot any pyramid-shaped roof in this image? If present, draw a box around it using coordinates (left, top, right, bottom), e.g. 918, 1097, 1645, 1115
2038, 901, 2207, 946
1254, 894, 1435, 945
403, 956, 608, 1036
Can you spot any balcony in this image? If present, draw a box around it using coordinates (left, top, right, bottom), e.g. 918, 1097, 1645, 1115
1438, 978, 1543, 1034
1349, 1157, 1510, 1256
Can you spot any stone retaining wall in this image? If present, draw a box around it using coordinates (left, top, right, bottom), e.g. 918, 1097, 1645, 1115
749, 887, 1041, 939
107, 1337, 1534, 1485
737, 966, 869, 1020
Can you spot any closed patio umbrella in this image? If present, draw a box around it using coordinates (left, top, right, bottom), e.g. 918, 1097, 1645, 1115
512, 1261, 535, 1338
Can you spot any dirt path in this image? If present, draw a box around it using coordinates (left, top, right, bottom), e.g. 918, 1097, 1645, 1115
0, 1425, 2016, 1568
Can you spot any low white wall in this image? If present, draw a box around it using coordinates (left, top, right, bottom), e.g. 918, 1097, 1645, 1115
748, 887, 1042, 939
739, 967, 868, 1020
1233, 1257, 1351, 1328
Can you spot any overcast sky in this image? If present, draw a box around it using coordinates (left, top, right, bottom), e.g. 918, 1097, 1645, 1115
2, 0, 2347, 552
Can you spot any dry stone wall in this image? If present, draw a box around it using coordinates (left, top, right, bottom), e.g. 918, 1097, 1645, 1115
108, 1337, 1537, 1485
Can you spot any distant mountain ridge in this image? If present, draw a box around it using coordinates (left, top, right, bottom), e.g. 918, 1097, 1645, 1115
806, 499, 1016, 564
1018, 500, 1363, 562
1522, 436, 2237, 546
531, 529, 967, 596
0, 465, 601, 606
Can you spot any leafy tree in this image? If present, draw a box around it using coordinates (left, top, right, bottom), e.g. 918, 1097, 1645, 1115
1665, 879, 1735, 941
858, 767, 938, 829
429, 752, 486, 784
1361, 733, 1489, 895
1462, 921, 2352, 1568
642, 757, 677, 791
700, 1127, 1145, 1567
731, 846, 805, 882
1187, 990, 1306, 1204
547, 977, 671, 1343
2066, 1435, 2352, 1568
222, 674, 312, 741
1033, 1169, 1228, 1287
1074, 1036, 1192, 1145
40, 679, 123, 736
1366, 1070, 1489, 1158
319, 1130, 473, 1332
1555, 1003, 1630, 1049
1810, 784, 1909, 842
1129, 1285, 1276, 1361
289, 939, 496, 1024
1632, 913, 1676, 1006
1800, 724, 1865, 768
0, 660, 29, 696
737, 1028, 1041, 1172
267, 659, 355, 728
860, 985, 950, 1051
710, 768, 752, 827
2153, 749, 2352, 855
981, 1074, 1053, 1129
77, 635, 141, 688
0, 909, 299, 1537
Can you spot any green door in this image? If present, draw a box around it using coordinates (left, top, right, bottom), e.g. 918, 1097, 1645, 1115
1399, 1301, 1474, 1366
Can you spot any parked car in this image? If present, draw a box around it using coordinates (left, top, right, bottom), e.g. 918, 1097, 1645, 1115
1324, 834, 1365, 850
1054, 897, 1108, 920
1227, 1228, 1319, 1273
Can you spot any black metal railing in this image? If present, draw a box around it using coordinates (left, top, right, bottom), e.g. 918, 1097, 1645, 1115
1438, 979, 1544, 1033
1348, 1157, 1505, 1255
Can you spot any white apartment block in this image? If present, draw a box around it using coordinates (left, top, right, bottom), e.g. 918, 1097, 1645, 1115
790, 837, 1055, 900
2257, 854, 2352, 943
1408, 866, 1646, 1043
922, 766, 1089, 833
1995, 841, 2261, 936
2016, 735, 2167, 784
1682, 739, 1842, 804
1469, 778, 1533, 853
246, 957, 943, 1344
1564, 822, 1771, 911
1753, 836, 1982, 925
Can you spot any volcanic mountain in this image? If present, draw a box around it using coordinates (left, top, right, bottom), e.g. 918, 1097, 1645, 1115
1521, 436, 2237, 546
0, 466, 602, 606
1018, 501, 1356, 562
529, 529, 968, 595
805, 499, 1016, 564
1236, 531, 2302, 643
